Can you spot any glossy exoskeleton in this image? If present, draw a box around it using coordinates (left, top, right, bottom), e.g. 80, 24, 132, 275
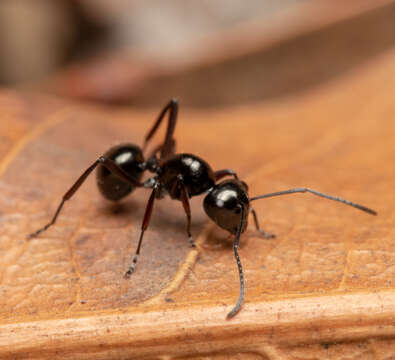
28, 99, 377, 319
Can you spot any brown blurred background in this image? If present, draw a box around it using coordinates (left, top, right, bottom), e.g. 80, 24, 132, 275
0, 0, 395, 107
1, 0, 394, 108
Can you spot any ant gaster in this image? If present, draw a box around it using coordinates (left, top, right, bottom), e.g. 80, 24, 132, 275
28, 99, 377, 318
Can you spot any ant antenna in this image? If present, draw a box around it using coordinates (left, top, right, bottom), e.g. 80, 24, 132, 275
227, 205, 246, 319
250, 187, 377, 215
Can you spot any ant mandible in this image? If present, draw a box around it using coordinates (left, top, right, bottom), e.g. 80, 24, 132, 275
28, 99, 377, 318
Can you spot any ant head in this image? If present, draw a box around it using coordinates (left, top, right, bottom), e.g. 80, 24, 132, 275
204, 179, 249, 234
239, 180, 248, 192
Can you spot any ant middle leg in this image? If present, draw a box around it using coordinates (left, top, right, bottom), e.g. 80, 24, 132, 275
178, 180, 196, 248
27, 156, 143, 240
249, 207, 275, 239
124, 183, 159, 277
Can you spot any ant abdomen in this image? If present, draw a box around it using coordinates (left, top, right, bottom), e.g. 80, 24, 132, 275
96, 143, 144, 201
204, 180, 249, 234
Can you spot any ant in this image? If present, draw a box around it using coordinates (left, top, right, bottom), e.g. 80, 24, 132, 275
28, 99, 377, 318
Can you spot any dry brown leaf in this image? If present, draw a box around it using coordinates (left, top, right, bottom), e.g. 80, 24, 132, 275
0, 49, 394, 359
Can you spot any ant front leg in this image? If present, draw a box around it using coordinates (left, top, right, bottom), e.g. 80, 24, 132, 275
124, 182, 159, 277
27, 156, 143, 240
250, 207, 275, 239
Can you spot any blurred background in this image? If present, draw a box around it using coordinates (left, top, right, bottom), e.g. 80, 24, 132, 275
0, 0, 394, 108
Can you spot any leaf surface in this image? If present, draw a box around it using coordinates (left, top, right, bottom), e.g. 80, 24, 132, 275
0, 50, 394, 359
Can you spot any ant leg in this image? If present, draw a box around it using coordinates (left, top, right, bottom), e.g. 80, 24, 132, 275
143, 98, 178, 159
147, 139, 176, 160
214, 169, 239, 181
250, 188, 377, 215
124, 183, 159, 278
227, 204, 246, 319
178, 180, 195, 248
250, 207, 275, 239
28, 156, 143, 239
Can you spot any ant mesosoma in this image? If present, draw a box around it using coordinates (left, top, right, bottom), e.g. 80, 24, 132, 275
28, 99, 377, 318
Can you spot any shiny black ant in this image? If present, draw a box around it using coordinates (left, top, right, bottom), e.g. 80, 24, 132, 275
28, 99, 377, 318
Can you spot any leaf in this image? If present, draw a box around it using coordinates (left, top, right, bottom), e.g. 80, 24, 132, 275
1, 42, 395, 360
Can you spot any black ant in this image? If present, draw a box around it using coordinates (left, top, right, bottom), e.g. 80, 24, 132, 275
28, 99, 377, 318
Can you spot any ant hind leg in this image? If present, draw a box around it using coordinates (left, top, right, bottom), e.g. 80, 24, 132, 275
27, 156, 143, 240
